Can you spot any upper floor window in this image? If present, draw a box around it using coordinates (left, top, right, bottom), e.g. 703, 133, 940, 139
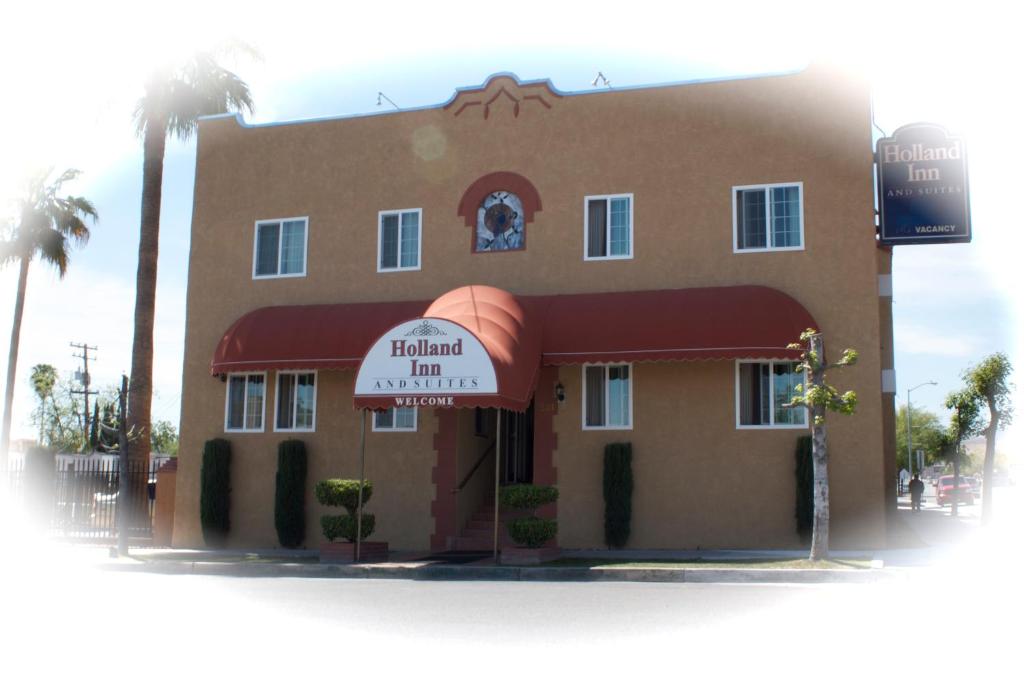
225, 373, 266, 432
254, 218, 307, 278
584, 194, 632, 260
733, 183, 803, 252
378, 209, 421, 272
583, 364, 632, 429
275, 371, 316, 432
373, 407, 417, 431
736, 360, 807, 428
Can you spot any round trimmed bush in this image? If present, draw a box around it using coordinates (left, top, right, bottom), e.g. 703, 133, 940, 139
315, 479, 373, 515
499, 484, 559, 511
321, 513, 376, 542
508, 517, 557, 548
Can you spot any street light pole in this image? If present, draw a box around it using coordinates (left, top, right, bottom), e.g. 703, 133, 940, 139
906, 380, 937, 496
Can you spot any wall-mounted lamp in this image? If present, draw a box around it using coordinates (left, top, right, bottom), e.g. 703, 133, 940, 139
218, 374, 227, 383
555, 382, 565, 403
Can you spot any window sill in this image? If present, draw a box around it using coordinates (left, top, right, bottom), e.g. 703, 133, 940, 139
377, 266, 422, 273
736, 424, 809, 430
732, 246, 804, 254
582, 425, 633, 431
252, 272, 307, 280
583, 254, 633, 262
225, 428, 265, 434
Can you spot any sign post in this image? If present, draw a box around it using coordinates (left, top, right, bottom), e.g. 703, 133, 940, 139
877, 123, 971, 246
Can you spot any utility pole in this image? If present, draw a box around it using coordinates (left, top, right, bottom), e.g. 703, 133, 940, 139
70, 342, 98, 449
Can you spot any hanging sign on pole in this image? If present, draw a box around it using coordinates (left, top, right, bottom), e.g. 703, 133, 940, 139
877, 123, 971, 245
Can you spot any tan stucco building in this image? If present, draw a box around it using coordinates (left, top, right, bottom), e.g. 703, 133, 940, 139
173, 65, 897, 552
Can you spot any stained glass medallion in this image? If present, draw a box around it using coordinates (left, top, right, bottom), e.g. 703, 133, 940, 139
475, 191, 524, 252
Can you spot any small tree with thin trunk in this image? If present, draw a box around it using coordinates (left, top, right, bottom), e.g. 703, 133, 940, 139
963, 353, 1013, 525
944, 388, 983, 518
786, 329, 858, 561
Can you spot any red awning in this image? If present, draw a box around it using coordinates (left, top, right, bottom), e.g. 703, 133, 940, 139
212, 285, 817, 404
536, 286, 816, 364
211, 300, 428, 374
351, 285, 543, 412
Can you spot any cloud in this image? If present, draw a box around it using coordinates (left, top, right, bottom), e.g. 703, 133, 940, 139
894, 322, 985, 359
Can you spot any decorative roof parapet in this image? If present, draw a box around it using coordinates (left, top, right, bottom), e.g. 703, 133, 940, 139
443, 73, 562, 120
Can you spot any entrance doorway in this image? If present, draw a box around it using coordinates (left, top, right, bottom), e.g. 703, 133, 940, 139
477, 403, 534, 484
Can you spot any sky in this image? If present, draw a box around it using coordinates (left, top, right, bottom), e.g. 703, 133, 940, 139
0, 0, 1020, 459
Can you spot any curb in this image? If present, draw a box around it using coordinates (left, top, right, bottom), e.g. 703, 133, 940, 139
103, 560, 903, 584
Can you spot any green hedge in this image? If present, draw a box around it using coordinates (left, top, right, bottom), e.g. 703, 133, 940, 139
315, 479, 373, 515
499, 484, 558, 511
274, 440, 307, 548
321, 513, 376, 542
795, 435, 813, 545
508, 517, 558, 548
200, 439, 231, 547
603, 442, 633, 549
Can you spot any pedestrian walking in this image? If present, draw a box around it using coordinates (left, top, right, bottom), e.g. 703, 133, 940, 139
909, 474, 924, 511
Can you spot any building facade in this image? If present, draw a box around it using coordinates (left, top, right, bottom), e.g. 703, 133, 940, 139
173, 66, 896, 551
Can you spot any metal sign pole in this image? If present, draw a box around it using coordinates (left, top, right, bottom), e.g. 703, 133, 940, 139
493, 409, 502, 563
356, 408, 366, 563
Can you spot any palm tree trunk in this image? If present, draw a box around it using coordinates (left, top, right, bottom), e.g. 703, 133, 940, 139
126, 120, 166, 468
981, 410, 998, 526
1, 257, 30, 469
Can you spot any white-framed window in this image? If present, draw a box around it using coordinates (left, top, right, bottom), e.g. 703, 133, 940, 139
225, 373, 267, 432
253, 217, 308, 278
582, 364, 632, 429
378, 209, 421, 272
732, 183, 804, 252
274, 371, 317, 432
584, 194, 633, 260
373, 407, 418, 432
735, 360, 808, 429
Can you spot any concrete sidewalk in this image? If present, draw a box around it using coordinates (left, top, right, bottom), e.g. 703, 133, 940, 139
28, 487, 1018, 585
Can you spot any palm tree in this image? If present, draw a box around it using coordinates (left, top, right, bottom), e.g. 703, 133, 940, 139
127, 48, 255, 466
1, 169, 97, 468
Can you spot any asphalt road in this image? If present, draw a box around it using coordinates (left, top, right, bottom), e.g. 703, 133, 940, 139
1, 550, 1020, 682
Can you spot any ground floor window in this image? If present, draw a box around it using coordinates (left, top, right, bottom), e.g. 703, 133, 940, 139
736, 360, 806, 428
583, 364, 632, 429
275, 372, 316, 431
225, 373, 266, 432
373, 406, 417, 431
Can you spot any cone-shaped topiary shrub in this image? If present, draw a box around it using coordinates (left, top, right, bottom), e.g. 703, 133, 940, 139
316, 478, 375, 542
200, 438, 231, 547
499, 483, 558, 548
603, 442, 633, 548
274, 440, 307, 548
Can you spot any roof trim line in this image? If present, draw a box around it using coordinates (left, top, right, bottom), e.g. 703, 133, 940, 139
196, 65, 808, 130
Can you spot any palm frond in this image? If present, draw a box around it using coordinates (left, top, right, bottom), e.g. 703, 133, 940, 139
5, 168, 96, 277
135, 47, 256, 141
36, 227, 69, 277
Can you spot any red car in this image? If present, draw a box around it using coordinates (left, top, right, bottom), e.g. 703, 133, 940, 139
936, 475, 973, 506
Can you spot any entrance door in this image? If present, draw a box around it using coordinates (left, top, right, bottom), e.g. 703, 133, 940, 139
500, 402, 534, 484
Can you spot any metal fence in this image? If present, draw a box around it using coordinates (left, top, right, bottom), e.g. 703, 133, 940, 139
3, 458, 158, 544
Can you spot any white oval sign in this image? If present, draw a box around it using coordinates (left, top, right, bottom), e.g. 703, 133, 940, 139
354, 318, 498, 397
